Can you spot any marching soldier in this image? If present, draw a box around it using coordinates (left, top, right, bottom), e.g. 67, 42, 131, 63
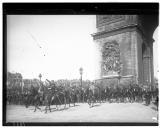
144, 88, 151, 105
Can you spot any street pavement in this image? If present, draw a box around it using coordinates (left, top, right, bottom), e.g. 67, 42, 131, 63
6, 102, 158, 123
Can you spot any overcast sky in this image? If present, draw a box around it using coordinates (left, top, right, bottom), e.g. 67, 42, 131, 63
7, 15, 159, 80
7, 15, 101, 80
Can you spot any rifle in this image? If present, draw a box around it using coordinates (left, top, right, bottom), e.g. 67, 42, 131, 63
46, 79, 51, 84
46, 79, 56, 86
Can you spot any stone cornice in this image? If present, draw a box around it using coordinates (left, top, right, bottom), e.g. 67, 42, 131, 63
92, 24, 153, 42
92, 24, 137, 40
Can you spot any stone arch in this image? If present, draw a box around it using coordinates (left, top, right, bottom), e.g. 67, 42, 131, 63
92, 15, 158, 86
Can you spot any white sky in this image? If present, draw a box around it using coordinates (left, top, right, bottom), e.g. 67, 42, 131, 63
7, 15, 159, 81
7, 15, 101, 80
153, 27, 159, 79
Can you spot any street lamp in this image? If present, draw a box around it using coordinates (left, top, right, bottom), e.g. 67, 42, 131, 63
79, 67, 83, 102
79, 67, 83, 87
39, 73, 42, 86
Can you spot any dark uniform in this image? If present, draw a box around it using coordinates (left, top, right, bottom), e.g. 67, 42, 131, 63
144, 89, 151, 105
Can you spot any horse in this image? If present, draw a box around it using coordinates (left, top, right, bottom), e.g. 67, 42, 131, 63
43, 86, 63, 113
33, 93, 43, 112
28, 86, 43, 112
43, 90, 54, 113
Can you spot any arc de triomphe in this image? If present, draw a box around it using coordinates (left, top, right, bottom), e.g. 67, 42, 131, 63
92, 15, 158, 86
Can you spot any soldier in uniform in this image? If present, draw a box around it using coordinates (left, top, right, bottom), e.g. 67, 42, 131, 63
24, 90, 30, 108
123, 88, 128, 103
108, 87, 113, 103
155, 95, 159, 111
87, 86, 95, 107
127, 87, 131, 102
144, 88, 151, 105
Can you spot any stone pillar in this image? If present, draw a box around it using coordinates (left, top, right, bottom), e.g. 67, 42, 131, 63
142, 39, 154, 86
142, 43, 150, 84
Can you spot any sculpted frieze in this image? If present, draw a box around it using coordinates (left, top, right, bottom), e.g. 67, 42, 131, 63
101, 41, 122, 74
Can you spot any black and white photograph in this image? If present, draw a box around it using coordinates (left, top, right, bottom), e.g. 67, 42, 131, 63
3, 3, 159, 126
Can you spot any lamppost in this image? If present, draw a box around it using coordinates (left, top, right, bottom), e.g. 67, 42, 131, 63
39, 73, 42, 86
79, 68, 83, 87
79, 67, 83, 102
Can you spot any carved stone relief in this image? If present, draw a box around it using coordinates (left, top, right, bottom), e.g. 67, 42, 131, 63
101, 41, 122, 75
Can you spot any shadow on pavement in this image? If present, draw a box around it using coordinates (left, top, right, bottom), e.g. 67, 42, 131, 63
69, 104, 80, 107
57, 107, 69, 111
91, 104, 101, 108
41, 107, 57, 112
142, 103, 149, 106
151, 106, 158, 111
47, 107, 69, 112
